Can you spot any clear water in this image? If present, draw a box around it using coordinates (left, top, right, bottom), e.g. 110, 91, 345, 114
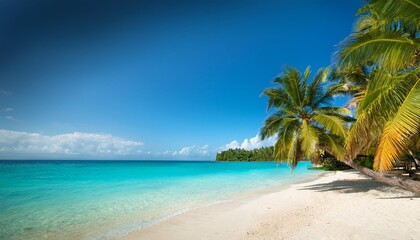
0, 160, 319, 240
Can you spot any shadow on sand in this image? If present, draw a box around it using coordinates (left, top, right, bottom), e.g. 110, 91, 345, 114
299, 178, 419, 199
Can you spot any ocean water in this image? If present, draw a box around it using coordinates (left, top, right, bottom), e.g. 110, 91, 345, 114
0, 160, 319, 240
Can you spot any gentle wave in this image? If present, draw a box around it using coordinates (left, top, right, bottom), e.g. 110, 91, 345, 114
0, 160, 319, 240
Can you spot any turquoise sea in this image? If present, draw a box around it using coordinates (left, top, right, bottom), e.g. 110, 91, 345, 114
0, 160, 319, 240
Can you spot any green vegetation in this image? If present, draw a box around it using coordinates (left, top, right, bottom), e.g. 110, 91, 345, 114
216, 146, 374, 172
354, 155, 375, 170
315, 155, 351, 171
258, 0, 420, 193
260, 66, 354, 169
216, 146, 378, 172
316, 154, 373, 171
214, 0, 419, 192
336, 0, 420, 172
216, 147, 274, 161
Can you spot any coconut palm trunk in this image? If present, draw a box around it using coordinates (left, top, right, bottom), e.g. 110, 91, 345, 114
341, 158, 420, 193
322, 145, 420, 193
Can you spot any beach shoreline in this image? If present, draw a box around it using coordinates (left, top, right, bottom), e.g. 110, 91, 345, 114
122, 170, 420, 240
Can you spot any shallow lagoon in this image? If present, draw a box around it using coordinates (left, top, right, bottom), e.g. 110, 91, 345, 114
0, 160, 318, 239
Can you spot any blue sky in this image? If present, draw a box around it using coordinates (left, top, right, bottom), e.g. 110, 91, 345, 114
0, 0, 361, 160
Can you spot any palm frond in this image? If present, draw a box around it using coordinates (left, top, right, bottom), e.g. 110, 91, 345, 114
354, 13, 381, 32
368, 0, 420, 27
276, 66, 306, 107
374, 77, 420, 171
319, 132, 346, 160
316, 106, 352, 116
300, 119, 319, 159
330, 65, 369, 87
305, 68, 329, 108
260, 114, 297, 139
303, 66, 312, 86
346, 71, 419, 159
338, 29, 418, 71
312, 113, 348, 138
357, 70, 414, 115
261, 88, 296, 114
312, 84, 343, 109
347, 88, 367, 108
286, 134, 302, 169
273, 118, 299, 161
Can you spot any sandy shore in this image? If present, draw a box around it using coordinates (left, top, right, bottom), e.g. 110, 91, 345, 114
122, 170, 420, 240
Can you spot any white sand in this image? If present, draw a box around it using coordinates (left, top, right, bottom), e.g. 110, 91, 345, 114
122, 170, 420, 240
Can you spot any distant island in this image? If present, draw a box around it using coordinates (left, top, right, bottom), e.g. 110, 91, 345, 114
216, 146, 376, 172
216, 146, 274, 161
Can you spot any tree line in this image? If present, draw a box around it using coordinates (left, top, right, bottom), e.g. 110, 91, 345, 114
216, 147, 274, 161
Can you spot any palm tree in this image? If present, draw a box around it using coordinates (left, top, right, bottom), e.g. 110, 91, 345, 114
337, 0, 420, 172
260, 0, 420, 193
260, 66, 353, 169
262, 66, 420, 193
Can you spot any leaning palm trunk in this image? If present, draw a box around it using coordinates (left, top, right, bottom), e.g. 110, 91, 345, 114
322, 146, 420, 194
341, 158, 420, 194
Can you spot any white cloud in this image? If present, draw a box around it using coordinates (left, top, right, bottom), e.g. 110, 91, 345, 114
222, 134, 276, 151
0, 129, 144, 158
3, 108, 13, 112
172, 145, 210, 157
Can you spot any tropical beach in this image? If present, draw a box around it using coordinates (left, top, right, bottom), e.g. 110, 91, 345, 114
124, 170, 420, 240
1, 0, 420, 239
0, 161, 320, 239
2, 161, 418, 240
